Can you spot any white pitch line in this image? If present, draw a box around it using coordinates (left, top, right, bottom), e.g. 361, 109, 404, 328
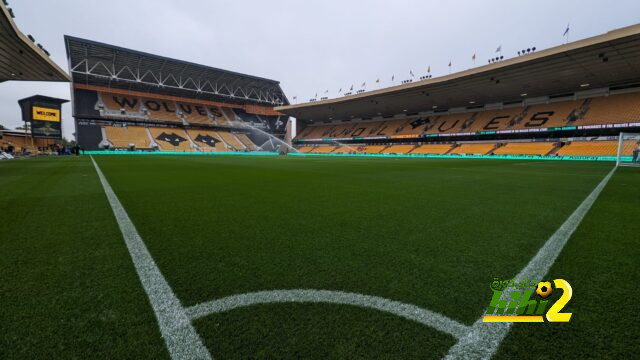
445, 165, 617, 360
91, 156, 212, 360
185, 289, 470, 339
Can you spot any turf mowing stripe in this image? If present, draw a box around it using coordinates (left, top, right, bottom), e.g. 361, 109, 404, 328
91, 157, 212, 360
185, 289, 470, 339
444, 165, 617, 360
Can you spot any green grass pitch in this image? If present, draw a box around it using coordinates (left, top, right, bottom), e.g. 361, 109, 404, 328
1, 155, 638, 359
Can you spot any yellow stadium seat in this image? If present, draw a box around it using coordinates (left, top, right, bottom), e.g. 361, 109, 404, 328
411, 144, 454, 154
581, 93, 640, 125
556, 140, 636, 156
148, 127, 193, 151
104, 126, 152, 149
311, 146, 338, 153
187, 129, 229, 152
381, 145, 416, 154
493, 142, 556, 155
450, 143, 496, 155
363, 145, 386, 154
217, 131, 246, 150
235, 133, 258, 151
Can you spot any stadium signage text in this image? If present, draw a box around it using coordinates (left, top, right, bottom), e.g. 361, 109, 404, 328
110, 95, 224, 118
32, 106, 60, 122
296, 121, 640, 143
20, 97, 66, 139
483, 278, 573, 323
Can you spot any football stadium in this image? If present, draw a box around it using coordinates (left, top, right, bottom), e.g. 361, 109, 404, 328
1, 1, 639, 359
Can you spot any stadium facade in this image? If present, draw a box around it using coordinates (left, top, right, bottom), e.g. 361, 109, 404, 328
277, 24, 640, 160
64, 36, 290, 152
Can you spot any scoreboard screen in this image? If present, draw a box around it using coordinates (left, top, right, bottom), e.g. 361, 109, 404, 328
30, 103, 62, 138
18, 95, 67, 139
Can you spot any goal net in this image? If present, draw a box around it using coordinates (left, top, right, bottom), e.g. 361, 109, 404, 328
616, 132, 640, 167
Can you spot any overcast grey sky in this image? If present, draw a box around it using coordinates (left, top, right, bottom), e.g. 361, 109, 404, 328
1, 0, 639, 139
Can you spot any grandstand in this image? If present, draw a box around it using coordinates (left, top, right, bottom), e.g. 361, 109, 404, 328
65, 36, 290, 152
290, 93, 640, 155
279, 24, 640, 160
0, 129, 57, 154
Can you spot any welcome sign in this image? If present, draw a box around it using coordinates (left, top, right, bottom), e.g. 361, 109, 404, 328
18, 95, 68, 139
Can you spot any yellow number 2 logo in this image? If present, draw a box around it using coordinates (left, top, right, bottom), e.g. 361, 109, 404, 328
545, 279, 573, 322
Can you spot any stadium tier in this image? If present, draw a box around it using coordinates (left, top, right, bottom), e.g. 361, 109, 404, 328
294, 92, 640, 141
581, 92, 640, 125
97, 124, 260, 152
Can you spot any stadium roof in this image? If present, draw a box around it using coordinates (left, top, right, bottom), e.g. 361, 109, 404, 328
65, 36, 289, 107
0, 2, 70, 82
277, 23, 640, 121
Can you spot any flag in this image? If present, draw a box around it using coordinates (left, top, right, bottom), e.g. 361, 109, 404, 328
495, 45, 502, 53
563, 23, 570, 36
410, 70, 414, 77
376, 78, 380, 83
338, 88, 342, 93
472, 53, 476, 60
324, 89, 328, 94
293, 96, 297, 100
315, 92, 317, 98
350, 85, 353, 91
361, 82, 366, 87
392, 75, 394, 81
448, 61, 451, 67
427, 66, 431, 73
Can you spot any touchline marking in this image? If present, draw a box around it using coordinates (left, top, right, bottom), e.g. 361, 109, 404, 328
91, 154, 614, 358
444, 166, 617, 360
91, 157, 212, 360
185, 289, 470, 339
